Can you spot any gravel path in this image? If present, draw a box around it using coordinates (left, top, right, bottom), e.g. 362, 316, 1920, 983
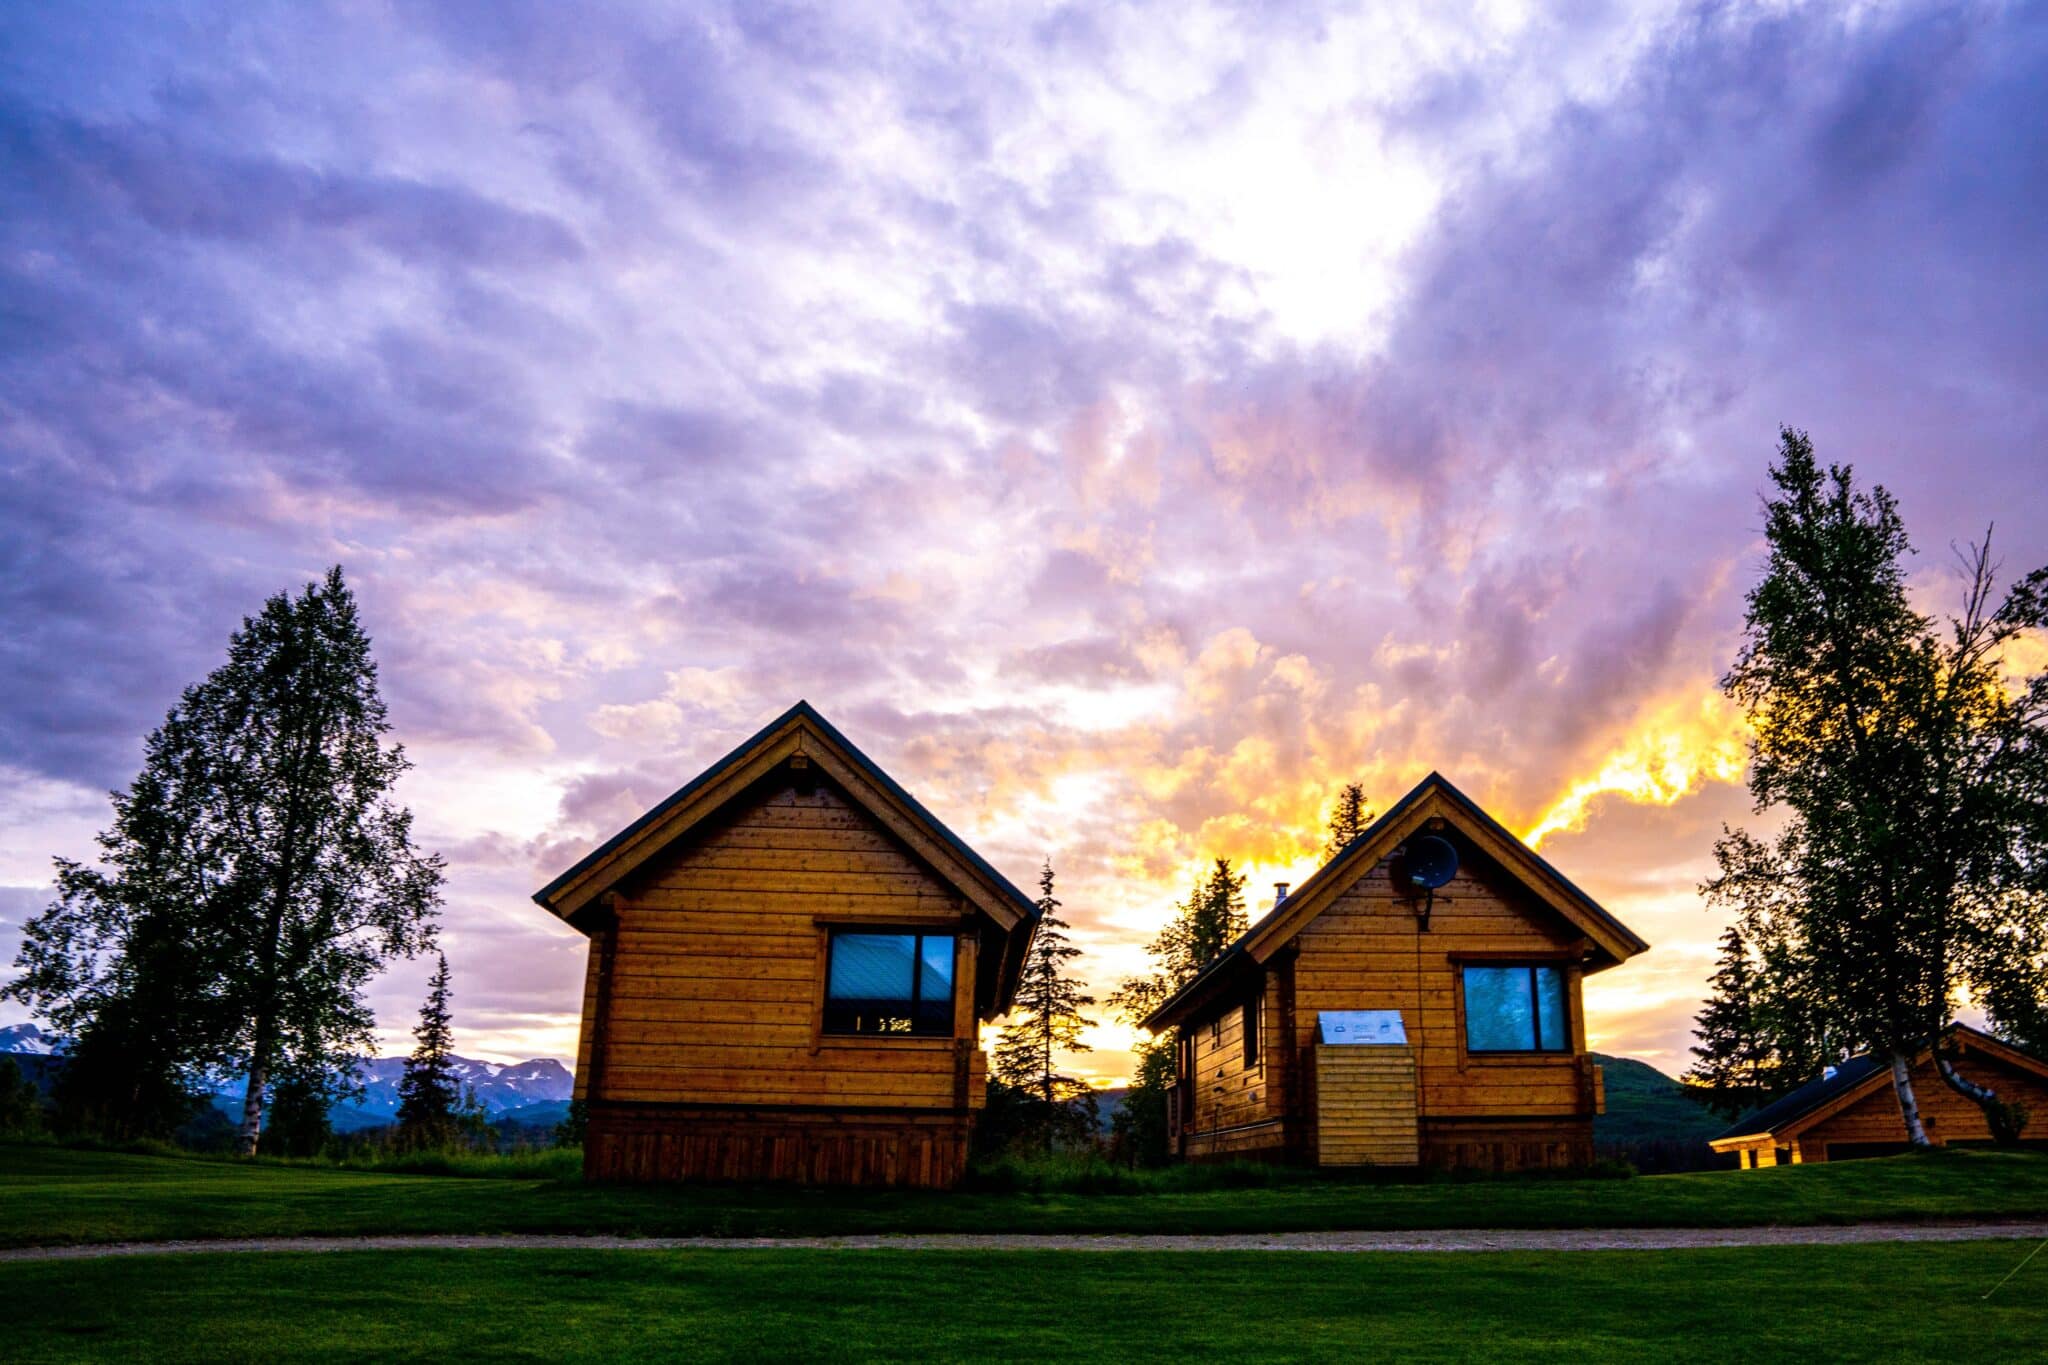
6, 1221, 2047, 1263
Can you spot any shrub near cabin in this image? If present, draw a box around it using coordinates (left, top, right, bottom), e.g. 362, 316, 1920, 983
533, 703, 1038, 1189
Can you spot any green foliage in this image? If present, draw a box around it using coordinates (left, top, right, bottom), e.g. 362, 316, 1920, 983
1685, 925, 1833, 1118
1106, 857, 1249, 1166
1108, 1037, 1177, 1167
395, 954, 461, 1151
8, 1144, 2048, 1247
1703, 431, 2048, 1143
15, 1241, 2048, 1363
261, 1075, 333, 1158
0, 1059, 44, 1137
4, 568, 444, 1155
305, 1144, 583, 1180
967, 1152, 1329, 1194
1109, 858, 1248, 1024
991, 862, 1099, 1152
1324, 781, 1375, 859
48, 1011, 207, 1141
553, 1098, 589, 1148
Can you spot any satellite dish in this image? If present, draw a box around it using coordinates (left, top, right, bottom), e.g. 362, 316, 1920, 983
1404, 835, 1459, 890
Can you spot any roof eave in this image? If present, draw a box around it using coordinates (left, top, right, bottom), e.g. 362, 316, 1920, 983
529, 700, 1039, 933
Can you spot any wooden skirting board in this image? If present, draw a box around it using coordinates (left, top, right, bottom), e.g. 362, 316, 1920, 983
586, 1101, 976, 1189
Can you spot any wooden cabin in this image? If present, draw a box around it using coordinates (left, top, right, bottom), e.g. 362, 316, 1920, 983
1141, 773, 1648, 1172
1709, 1024, 2048, 1167
532, 701, 1039, 1188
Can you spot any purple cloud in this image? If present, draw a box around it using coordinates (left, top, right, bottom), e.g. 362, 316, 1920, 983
2, 1, 2043, 1076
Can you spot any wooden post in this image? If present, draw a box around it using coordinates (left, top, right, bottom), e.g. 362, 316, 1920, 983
953, 928, 976, 1110
587, 894, 625, 1105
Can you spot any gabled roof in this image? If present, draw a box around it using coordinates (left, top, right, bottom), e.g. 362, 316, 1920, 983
1709, 1055, 1890, 1146
1709, 1024, 2048, 1147
1141, 771, 1648, 1033
532, 700, 1039, 940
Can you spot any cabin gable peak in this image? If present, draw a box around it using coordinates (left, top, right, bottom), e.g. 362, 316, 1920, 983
1140, 770, 1647, 1034
531, 700, 1037, 937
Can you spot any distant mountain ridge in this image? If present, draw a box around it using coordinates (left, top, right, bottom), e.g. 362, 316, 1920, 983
0, 1023, 61, 1055
0, 1022, 574, 1131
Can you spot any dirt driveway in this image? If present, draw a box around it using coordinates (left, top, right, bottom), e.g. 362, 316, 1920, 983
7, 1220, 2046, 1262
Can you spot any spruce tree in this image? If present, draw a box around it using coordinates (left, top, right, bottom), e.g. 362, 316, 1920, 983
1324, 783, 1375, 860
1685, 925, 1834, 1117
5, 568, 444, 1153
993, 862, 1098, 1151
1107, 858, 1250, 1164
1704, 430, 2048, 1144
395, 954, 459, 1151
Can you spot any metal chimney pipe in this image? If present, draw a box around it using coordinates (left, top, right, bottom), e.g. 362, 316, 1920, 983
1273, 882, 1290, 908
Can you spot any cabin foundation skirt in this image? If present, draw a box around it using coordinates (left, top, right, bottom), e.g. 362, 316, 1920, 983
1420, 1116, 1594, 1172
584, 1101, 975, 1188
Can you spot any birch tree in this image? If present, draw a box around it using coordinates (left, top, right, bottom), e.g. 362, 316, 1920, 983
1703, 431, 2048, 1143
6, 568, 442, 1152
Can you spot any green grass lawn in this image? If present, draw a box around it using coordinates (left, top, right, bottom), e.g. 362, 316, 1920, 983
6, 1143, 2048, 1247
9, 1243, 2048, 1362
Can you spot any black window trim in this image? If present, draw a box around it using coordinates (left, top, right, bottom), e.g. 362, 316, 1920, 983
1242, 997, 1261, 1070
1461, 962, 1570, 1055
821, 928, 957, 1039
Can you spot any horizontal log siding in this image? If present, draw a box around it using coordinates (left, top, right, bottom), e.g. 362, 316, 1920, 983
1315, 1043, 1419, 1166
586, 1102, 972, 1188
1291, 852, 1587, 1130
1187, 987, 1268, 1134
582, 779, 984, 1118
1799, 1048, 2048, 1162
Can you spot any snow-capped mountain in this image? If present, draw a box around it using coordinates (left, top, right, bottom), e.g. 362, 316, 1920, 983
0, 1023, 63, 1055
340, 1054, 575, 1118
0, 1022, 572, 1126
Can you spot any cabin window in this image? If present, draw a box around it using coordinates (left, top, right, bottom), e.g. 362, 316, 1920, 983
1462, 964, 1568, 1053
1242, 999, 1261, 1068
822, 931, 954, 1036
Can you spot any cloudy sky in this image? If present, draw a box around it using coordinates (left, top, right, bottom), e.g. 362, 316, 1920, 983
2, 0, 2043, 1081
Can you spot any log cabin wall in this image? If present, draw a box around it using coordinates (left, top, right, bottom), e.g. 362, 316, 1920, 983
1789, 1050, 2048, 1163
579, 774, 986, 1187
1180, 844, 1601, 1170
1290, 850, 1585, 1129
1181, 976, 1289, 1159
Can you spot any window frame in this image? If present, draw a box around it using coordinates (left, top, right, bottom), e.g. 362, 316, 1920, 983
1459, 962, 1571, 1056
819, 928, 959, 1039
1242, 997, 1261, 1070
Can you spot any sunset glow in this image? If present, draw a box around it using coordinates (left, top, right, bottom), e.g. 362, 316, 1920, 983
3, 1, 2044, 1091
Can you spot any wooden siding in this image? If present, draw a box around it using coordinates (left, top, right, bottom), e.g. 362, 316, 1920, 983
1186, 987, 1269, 1134
1183, 1118, 1289, 1160
581, 776, 986, 1121
1315, 1043, 1419, 1166
1795, 1050, 2048, 1162
586, 1102, 972, 1188
1421, 1117, 1594, 1171
1177, 837, 1603, 1171
1290, 851, 1586, 1124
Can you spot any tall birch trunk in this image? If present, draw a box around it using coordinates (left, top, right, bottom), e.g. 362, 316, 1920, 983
238, 1049, 268, 1155
1889, 1050, 1932, 1147
1933, 1050, 2019, 1141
